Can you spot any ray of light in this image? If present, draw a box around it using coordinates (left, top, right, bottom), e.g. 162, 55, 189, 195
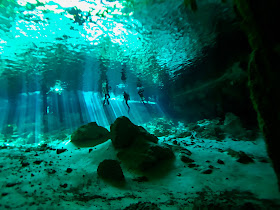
0, 98, 9, 138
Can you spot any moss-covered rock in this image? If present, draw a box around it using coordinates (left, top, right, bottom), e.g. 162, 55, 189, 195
71, 122, 110, 147
110, 116, 174, 173
110, 116, 158, 149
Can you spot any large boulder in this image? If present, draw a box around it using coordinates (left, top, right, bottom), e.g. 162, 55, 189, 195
110, 116, 158, 149
110, 116, 174, 172
117, 140, 174, 172
71, 122, 110, 147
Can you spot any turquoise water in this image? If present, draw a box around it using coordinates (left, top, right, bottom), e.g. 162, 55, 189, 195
0, 0, 233, 144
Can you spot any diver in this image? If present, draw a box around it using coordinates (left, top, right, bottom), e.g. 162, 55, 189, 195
121, 68, 127, 84
138, 87, 145, 104
123, 91, 130, 110
102, 80, 111, 105
136, 77, 142, 89
136, 77, 145, 104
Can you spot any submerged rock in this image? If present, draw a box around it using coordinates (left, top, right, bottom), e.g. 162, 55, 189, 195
226, 149, 240, 158
188, 163, 199, 168
110, 116, 158, 149
66, 168, 72, 173
177, 131, 192, 138
21, 162, 29, 167
237, 152, 254, 164
71, 122, 110, 147
226, 149, 254, 164
181, 148, 192, 156
56, 148, 67, 154
202, 169, 213, 174
185, 114, 257, 142
217, 159, 225, 164
196, 125, 225, 141
6, 183, 18, 188
97, 159, 125, 184
180, 154, 194, 163
110, 116, 174, 173
124, 202, 160, 210
116, 140, 174, 172
189, 118, 225, 141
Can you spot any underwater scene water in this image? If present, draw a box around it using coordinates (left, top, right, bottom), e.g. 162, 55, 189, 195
1, 0, 280, 209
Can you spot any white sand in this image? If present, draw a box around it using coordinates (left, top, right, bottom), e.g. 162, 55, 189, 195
0, 134, 279, 209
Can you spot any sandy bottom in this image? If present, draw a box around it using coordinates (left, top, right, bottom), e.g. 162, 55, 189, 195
1, 134, 280, 209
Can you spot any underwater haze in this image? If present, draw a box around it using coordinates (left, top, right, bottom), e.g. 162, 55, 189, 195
0, 0, 232, 144
1, 0, 280, 209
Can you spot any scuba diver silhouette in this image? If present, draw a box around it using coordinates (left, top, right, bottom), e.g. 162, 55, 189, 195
123, 91, 130, 111
136, 78, 145, 104
102, 80, 111, 105
121, 68, 127, 84
138, 87, 145, 104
